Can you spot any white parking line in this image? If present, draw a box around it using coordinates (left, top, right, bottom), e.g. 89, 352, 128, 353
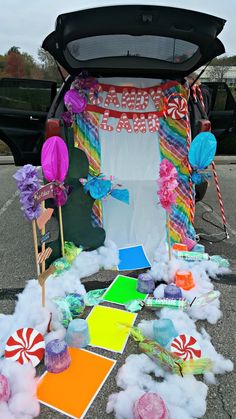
0, 190, 19, 217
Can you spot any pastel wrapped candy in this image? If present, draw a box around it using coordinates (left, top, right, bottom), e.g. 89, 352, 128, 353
53, 297, 72, 328
52, 257, 71, 275
128, 327, 212, 376
84, 289, 107, 306
175, 251, 209, 262
191, 291, 220, 307
129, 326, 184, 375
144, 297, 189, 311
64, 241, 83, 264
65, 293, 85, 318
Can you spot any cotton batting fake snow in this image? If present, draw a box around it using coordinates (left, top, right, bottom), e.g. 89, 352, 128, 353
107, 353, 208, 419
0, 359, 40, 419
0, 240, 119, 357
107, 249, 233, 418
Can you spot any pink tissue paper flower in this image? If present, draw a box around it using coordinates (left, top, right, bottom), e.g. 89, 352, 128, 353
157, 159, 178, 212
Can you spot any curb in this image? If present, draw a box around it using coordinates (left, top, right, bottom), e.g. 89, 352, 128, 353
0, 155, 14, 165
214, 156, 236, 164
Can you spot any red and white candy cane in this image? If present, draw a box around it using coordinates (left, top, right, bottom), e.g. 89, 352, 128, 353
211, 160, 229, 237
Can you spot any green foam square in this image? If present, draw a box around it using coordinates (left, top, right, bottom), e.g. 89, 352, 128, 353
102, 275, 147, 305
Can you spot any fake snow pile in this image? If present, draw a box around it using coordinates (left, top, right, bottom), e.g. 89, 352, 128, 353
107, 251, 233, 419
0, 240, 118, 357
0, 359, 39, 419
0, 242, 233, 419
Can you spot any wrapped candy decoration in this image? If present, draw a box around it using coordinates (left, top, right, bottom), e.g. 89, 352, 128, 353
84, 289, 107, 306
65, 293, 85, 318
210, 255, 230, 268
144, 297, 189, 311
64, 241, 83, 264
53, 293, 84, 328
53, 297, 72, 328
52, 257, 71, 275
128, 326, 212, 376
175, 251, 209, 262
191, 291, 220, 307
125, 300, 144, 312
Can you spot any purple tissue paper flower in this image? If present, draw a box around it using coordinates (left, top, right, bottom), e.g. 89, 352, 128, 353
13, 165, 41, 221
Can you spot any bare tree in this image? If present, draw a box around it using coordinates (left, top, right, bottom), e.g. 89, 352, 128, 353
208, 59, 231, 83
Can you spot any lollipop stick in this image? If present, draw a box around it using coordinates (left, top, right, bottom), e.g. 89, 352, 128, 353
58, 205, 65, 257
41, 201, 46, 273
32, 220, 40, 276
167, 213, 171, 261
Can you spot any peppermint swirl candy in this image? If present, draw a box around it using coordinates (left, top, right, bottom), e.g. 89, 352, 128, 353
170, 334, 201, 361
167, 95, 188, 119
5, 327, 45, 366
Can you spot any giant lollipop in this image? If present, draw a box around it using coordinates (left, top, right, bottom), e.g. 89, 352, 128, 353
41, 136, 69, 258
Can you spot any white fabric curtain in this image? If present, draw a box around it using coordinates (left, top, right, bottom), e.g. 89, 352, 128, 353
98, 78, 167, 261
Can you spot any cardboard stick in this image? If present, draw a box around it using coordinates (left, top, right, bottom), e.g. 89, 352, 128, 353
41, 201, 46, 273
32, 220, 40, 276
167, 213, 171, 261
38, 266, 56, 307
58, 205, 65, 257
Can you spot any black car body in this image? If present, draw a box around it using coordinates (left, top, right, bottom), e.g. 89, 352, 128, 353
0, 4, 235, 166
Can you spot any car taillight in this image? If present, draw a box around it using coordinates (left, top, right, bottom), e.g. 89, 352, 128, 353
198, 119, 211, 132
45, 118, 61, 139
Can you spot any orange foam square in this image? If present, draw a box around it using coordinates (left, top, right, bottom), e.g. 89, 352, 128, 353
37, 347, 116, 418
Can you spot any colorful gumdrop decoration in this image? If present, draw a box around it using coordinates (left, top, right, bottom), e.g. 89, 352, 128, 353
41, 136, 69, 257
5, 327, 45, 367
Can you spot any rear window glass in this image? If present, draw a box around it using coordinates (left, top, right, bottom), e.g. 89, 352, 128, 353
67, 35, 198, 63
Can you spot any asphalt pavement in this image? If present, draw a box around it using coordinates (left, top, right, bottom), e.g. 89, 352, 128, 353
0, 164, 235, 419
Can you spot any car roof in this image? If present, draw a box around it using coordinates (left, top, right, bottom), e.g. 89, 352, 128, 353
42, 3, 226, 79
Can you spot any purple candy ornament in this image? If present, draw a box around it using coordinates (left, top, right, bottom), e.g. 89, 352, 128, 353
45, 339, 71, 373
0, 374, 11, 402
64, 89, 87, 114
164, 284, 182, 300
137, 273, 155, 294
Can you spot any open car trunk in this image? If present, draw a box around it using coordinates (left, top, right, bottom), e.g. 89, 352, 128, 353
42, 4, 226, 78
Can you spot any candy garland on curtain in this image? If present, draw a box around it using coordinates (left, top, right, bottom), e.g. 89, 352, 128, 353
159, 83, 196, 246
